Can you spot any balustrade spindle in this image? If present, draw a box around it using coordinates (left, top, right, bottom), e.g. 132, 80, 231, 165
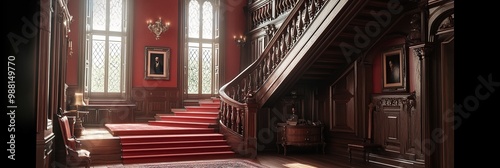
240, 110, 245, 135
226, 106, 232, 128
303, 4, 310, 27
231, 108, 236, 132
236, 109, 241, 133
221, 103, 226, 125
290, 20, 296, 42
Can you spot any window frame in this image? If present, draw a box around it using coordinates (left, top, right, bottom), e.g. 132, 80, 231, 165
183, 0, 222, 99
79, 0, 133, 102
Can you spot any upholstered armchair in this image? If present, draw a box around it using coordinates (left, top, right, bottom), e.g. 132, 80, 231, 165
57, 108, 91, 168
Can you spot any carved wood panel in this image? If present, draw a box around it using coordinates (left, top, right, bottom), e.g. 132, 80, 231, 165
372, 93, 419, 158
330, 67, 355, 133
131, 87, 181, 122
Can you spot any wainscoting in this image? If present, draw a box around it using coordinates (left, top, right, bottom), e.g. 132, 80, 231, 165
66, 86, 182, 125
131, 87, 182, 123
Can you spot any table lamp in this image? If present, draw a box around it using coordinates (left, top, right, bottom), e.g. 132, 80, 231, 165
73, 92, 86, 137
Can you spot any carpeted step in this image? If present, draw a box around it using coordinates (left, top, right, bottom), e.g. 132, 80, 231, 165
119, 133, 225, 143
184, 105, 220, 112
148, 120, 217, 128
122, 145, 232, 156
122, 151, 236, 164
121, 139, 229, 149
211, 97, 221, 102
158, 115, 218, 123
105, 123, 215, 136
198, 99, 221, 107
173, 111, 219, 117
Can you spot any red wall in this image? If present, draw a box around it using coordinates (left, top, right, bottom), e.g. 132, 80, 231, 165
66, 0, 80, 86
132, 0, 179, 88
66, 0, 247, 88
223, 0, 247, 83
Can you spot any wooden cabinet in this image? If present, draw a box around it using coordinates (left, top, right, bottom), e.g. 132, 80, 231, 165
276, 124, 326, 155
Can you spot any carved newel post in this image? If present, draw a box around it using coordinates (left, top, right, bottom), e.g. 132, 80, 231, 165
244, 93, 258, 158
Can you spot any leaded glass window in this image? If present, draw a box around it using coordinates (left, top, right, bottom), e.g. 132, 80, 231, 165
186, 0, 219, 96
84, 0, 129, 99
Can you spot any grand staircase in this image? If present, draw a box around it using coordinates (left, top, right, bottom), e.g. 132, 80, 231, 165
107, 98, 236, 164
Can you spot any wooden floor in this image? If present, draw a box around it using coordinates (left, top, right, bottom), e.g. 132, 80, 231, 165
80, 127, 373, 168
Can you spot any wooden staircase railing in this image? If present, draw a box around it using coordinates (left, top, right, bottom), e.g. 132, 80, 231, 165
218, 0, 335, 158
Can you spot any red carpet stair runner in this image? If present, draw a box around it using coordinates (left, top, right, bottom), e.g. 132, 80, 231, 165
105, 98, 236, 164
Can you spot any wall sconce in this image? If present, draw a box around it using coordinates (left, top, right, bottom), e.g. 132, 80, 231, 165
147, 17, 170, 40
233, 35, 246, 47
68, 39, 73, 56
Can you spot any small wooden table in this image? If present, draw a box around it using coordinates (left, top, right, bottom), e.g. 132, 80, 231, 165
276, 124, 326, 156
74, 111, 89, 137
63, 110, 89, 137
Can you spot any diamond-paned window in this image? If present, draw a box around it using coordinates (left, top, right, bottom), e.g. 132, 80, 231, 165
202, 2, 213, 39
201, 43, 212, 94
188, 43, 200, 94
188, 0, 200, 39
186, 0, 219, 96
84, 0, 129, 99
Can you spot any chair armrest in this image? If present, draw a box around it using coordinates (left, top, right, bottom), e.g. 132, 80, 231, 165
71, 135, 82, 150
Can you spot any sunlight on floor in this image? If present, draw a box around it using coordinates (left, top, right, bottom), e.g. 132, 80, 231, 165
283, 163, 318, 168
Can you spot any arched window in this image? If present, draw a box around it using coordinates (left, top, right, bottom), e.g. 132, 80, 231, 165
184, 0, 221, 98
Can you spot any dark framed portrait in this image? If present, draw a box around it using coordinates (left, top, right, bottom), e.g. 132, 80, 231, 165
382, 46, 407, 92
145, 46, 170, 80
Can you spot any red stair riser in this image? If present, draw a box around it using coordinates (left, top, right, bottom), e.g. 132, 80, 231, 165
184, 106, 220, 112
122, 146, 232, 156
173, 112, 219, 117
122, 152, 235, 164
149, 121, 215, 128
111, 129, 215, 136
198, 103, 220, 107
120, 135, 224, 143
121, 140, 228, 149
159, 116, 218, 123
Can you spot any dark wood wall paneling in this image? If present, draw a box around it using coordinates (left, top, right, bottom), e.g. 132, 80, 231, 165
320, 61, 373, 158
80, 87, 182, 125
131, 87, 182, 122
371, 93, 422, 159
67, 87, 182, 125
80, 104, 136, 126
35, 0, 73, 167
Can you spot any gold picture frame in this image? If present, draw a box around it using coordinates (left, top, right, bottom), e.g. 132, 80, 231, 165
382, 46, 407, 92
145, 46, 170, 80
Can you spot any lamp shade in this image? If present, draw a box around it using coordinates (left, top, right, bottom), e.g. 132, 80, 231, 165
74, 93, 86, 106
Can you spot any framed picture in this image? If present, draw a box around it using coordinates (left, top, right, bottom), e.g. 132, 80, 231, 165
382, 46, 407, 92
145, 46, 170, 80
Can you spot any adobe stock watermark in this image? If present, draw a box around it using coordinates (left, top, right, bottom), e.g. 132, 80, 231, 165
340, 0, 404, 63
413, 73, 499, 157
6, 0, 50, 162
